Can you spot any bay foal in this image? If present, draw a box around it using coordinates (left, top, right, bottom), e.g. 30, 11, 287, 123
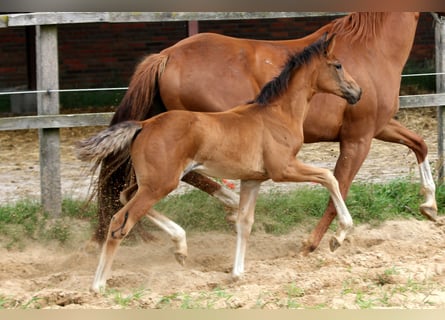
77, 34, 362, 292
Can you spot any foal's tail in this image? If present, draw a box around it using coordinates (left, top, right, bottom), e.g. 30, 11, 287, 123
111, 53, 169, 124
76, 121, 143, 169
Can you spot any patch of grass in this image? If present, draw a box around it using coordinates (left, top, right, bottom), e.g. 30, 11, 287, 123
0, 179, 443, 247
153, 190, 232, 232
286, 282, 305, 298
346, 179, 424, 225
0, 198, 97, 247
254, 187, 329, 234
375, 267, 400, 286
62, 198, 97, 221
105, 288, 147, 308
0, 200, 42, 236
155, 288, 238, 309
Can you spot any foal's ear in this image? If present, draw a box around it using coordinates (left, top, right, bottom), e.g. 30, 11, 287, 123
324, 33, 337, 56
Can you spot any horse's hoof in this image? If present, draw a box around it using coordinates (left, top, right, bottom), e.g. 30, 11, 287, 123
174, 252, 187, 266
420, 204, 438, 222
329, 236, 341, 252
300, 238, 317, 256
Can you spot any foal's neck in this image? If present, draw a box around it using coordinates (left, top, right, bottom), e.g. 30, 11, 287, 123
272, 62, 318, 123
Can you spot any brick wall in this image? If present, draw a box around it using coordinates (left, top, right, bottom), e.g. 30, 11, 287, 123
0, 13, 436, 91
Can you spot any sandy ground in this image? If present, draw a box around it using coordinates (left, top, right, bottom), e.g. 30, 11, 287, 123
0, 220, 444, 309
0, 108, 444, 309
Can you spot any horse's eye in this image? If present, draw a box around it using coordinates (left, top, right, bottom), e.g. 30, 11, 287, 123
334, 63, 342, 70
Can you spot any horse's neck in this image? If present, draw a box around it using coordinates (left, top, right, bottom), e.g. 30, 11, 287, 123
275, 24, 331, 50
345, 12, 418, 70
377, 12, 418, 68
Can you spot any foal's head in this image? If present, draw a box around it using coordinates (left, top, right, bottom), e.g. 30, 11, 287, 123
252, 33, 361, 106
314, 34, 362, 105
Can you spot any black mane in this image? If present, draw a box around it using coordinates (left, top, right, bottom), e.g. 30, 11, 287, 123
252, 36, 329, 106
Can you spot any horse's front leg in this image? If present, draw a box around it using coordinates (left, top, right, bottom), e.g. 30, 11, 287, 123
232, 180, 261, 280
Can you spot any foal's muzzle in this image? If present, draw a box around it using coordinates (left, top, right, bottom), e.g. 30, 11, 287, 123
343, 87, 362, 105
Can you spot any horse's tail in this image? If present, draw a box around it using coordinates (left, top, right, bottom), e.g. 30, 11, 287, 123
76, 121, 143, 170
111, 53, 169, 124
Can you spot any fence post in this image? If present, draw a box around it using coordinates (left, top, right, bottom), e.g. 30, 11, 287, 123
36, 25, 62, 217
435, 15, 445, 185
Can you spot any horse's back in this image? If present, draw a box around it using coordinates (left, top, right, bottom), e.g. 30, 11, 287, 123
158, 33, 294, 112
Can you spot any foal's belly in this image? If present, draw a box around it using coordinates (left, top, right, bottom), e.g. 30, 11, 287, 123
193, 162, 268, 181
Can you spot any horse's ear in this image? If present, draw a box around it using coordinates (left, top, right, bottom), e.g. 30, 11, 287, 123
324, 33, 336, 56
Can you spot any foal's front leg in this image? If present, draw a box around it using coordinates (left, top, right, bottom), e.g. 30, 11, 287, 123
232, 180, 261, 280
272, 159, 353, 251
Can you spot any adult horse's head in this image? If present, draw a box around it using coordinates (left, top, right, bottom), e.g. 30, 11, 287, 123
316, 33, 362, 105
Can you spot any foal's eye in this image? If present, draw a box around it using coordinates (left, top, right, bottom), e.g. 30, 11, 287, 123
334, 63, 342, 70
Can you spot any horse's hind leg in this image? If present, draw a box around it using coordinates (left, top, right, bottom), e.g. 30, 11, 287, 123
182, 171, 240, 223
146, 208, 188, 266
376, 119, 437, 221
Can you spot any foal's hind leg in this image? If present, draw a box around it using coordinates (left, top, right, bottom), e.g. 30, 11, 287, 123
91, 188, 161, 292
120, 172, 241, 223
146, 208, 188, 266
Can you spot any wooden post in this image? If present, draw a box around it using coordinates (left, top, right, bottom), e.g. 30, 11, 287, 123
188, 20, 199, 36
36, 25, 62, 217
435, 15, 445, 185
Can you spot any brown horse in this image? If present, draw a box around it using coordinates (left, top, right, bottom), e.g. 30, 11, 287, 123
95, 12, 437, 254
78, 35, 362, 291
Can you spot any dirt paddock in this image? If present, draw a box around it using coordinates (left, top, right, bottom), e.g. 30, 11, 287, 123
0, 108, 444, 309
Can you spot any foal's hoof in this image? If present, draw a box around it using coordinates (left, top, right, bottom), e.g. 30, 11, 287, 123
420, 204, 438, 222
329, 236, 341, 252
174, 252, 187, 266
435, 216, 445, 226
225, 212, 237, 225
231, 274, 242, 282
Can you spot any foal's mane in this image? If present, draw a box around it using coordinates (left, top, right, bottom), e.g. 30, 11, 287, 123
331, 12, 388, 44
252, 36, 328, 106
